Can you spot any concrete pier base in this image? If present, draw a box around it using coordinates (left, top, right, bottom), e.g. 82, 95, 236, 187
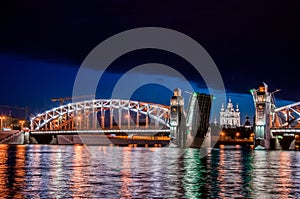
50, 135, 58, 145
274, 137, 282, 150
24, 132, 30, 144
202, 128, 211, 148
289, 139, 295, 150
30, 137, 38, 144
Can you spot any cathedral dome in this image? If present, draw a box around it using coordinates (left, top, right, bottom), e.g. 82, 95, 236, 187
244, 115, 251, 128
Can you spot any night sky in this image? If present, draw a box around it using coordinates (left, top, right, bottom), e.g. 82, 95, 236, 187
0, 0, 299, 122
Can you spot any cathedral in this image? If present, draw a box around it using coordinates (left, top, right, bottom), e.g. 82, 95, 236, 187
220, 98, 240, 128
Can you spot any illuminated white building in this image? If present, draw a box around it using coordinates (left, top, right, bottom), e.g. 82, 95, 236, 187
220, 98, 240, 128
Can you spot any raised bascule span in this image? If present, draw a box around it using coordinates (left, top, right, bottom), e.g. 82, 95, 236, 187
251, 82, 300, 150
169, 88, 213, 148
185, 91, 198, 133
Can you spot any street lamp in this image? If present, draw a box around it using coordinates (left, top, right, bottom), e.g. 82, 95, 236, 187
19, 120, 25, 130
220, 131, 225, 141
250, 133, 254, 141
0, 116, 5, 130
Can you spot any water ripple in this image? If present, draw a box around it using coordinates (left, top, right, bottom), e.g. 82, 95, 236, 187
0, 145, 300, 198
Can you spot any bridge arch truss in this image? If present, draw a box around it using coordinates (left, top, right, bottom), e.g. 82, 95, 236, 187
31, 99, 170, 131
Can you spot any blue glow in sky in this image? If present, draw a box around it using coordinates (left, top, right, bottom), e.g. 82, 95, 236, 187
1, 53, 295, 124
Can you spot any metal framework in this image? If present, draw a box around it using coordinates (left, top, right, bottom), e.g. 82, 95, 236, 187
31, 99, 170, 131
31, 129, 171, 135
272, 101, 300, 129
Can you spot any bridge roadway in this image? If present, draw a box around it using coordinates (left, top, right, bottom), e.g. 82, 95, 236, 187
271, 128, 300, 134
1, 129, 299, 149
30, 129, 170, 135
28, 129, 171, 145
0, 130, 24, 144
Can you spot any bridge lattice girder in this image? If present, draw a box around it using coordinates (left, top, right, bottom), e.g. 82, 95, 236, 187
272, 101, 300, 128
31, 99, 170, 131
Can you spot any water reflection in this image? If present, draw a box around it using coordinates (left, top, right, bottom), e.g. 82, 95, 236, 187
120, 148, 133, 198
250, 151, 300, 198
278, 152, 292, 197
0, 145, 299, 198
71, 145, 86, 198
0, 145, 9, 197
183, 149, 209, 198
0, 145, 26, 198
13, 145, 26, 196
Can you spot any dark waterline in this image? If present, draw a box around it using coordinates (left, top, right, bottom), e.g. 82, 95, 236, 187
0, 144, 300, 198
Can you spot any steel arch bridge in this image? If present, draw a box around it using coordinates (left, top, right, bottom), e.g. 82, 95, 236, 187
31, 99, 170, 131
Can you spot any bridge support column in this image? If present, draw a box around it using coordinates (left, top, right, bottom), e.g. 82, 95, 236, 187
71, 117, 74, 130
50, 135, 58, 145
110, 108, 113, 129
94, 109, 97, 129
155, 108, 159, 128
24, 131, 30, 144
289, 139, 295, 150
136, 112, 139, 128
169, 88, 186, 148
118, 109, 122, 129
251, 83, 272, 149
127, 110, 130, 129
145, 115, 149, 128
274, 136, 282, 150
101, 108, 105, 129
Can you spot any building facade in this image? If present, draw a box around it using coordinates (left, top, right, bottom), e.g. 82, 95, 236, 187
220, 98, 240, 128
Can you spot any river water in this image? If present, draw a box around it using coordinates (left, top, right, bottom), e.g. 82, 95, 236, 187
0, 144, 300, 198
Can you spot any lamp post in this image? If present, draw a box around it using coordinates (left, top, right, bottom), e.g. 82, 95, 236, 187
0, 116, 5, 130
236, 132, 240, 139
220, 131, 225, 141
19, 120, 25, 130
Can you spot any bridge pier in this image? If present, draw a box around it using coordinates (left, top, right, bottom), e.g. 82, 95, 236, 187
251, 83, 300, 150
251, 83, 272, 149
277, 135, 295, 150
169, 88, 186, 148
274, 136, 282, 150
24, 131, 30, 144
289, 139, 296, 150
50, 135, 58, 144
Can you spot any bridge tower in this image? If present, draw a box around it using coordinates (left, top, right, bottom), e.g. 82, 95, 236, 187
169, 88, 186, 148
250, 82, 273, 149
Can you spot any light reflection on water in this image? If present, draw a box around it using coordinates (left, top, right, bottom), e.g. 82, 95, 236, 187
0, 144, 300, 198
